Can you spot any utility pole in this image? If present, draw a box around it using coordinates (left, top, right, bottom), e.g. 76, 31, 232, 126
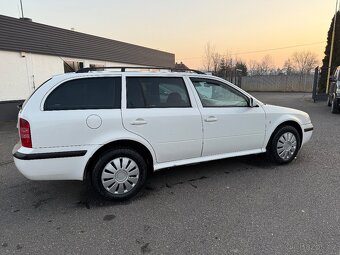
326, 0, 339, 94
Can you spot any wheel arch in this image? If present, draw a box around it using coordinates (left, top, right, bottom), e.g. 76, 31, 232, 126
83, 139, 155, 183
266, 120, 303, 149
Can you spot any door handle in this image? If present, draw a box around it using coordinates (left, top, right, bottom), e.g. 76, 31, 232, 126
204, 116, 218, 122
130, 118, 147, 125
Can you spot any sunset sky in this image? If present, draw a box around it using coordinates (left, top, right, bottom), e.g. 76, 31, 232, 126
1, 0, 337, 69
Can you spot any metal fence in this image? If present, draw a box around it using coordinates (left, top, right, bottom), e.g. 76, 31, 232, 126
240, 74, 314, 92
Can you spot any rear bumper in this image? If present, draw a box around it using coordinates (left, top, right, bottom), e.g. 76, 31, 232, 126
12, 143, 92, 181
13, 150, 87, 160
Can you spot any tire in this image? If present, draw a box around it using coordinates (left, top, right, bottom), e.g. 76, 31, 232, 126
331, 98, 339, 114
92, 148, 148, 201
267, 126, 301, 164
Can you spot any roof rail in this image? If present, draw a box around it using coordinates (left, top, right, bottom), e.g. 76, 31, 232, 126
75, 66, 206, 75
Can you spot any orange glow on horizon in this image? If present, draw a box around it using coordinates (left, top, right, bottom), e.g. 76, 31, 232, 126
0, 0, 336, 69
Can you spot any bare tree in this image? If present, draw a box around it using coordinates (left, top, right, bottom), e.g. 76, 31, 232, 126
283, 58, 296, 74
291, 51, 318, 74
259, 55, 275, 75
248, 55, 275, 75
202, 42, 215, 72
211, 52, 222, 74
248, 60, 259, 76
224, 51, 234, 69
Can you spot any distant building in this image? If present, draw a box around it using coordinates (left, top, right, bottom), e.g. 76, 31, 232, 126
0, 15, 175, 120
175, 62, 189, 70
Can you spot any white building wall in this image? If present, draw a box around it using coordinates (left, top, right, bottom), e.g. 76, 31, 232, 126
0, 50, 148, 101
0, 50, 64, 101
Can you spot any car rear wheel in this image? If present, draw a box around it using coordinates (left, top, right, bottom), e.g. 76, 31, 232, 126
331, 98, 339, 114
267, 126, 301, 164
92, 148, 148, 200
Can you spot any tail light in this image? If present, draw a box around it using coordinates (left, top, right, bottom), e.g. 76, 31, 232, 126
19, 118, 32, 148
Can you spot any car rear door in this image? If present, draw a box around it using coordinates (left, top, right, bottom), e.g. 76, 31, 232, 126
121, 75, 203, 163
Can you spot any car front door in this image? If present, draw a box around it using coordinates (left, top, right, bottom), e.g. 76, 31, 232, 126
189, 77, 266, 157
122, 76, 203, 163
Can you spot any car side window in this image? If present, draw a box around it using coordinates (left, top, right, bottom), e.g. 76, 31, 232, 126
44, 77, 121, 110
190, 78, 249, 107
126, 77, 191, 108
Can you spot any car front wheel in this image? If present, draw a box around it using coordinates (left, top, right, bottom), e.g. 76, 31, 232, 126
267, 126, 301, 164
92, 148, 148, 200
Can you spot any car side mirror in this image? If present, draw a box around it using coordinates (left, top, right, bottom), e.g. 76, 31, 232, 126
249, 97, 254, 107
249, 97, 259, 108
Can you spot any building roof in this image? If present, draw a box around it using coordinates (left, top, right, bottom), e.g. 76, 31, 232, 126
0, 15, 175, 67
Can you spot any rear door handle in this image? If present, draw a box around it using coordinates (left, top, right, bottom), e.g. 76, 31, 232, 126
204, 116, 218, 122
130, 118, 147, 125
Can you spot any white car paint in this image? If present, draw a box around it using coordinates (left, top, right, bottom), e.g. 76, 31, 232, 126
13, 71, 313, 181
122, 107, 203, 163
198, 106, 266, 156
261, 104, 312, 146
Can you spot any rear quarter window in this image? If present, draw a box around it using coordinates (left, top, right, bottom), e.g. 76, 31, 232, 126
44, 77, 121, 110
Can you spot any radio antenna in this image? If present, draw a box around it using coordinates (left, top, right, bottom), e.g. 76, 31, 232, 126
19, 0, 24, 18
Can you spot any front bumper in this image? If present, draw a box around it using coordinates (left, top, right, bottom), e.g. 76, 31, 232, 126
301, 123, 313, 146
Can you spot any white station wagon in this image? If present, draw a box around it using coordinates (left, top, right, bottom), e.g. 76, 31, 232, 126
13, 67, 313, 200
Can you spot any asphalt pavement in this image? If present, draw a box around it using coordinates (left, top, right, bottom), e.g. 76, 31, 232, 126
0, 92, 339, 255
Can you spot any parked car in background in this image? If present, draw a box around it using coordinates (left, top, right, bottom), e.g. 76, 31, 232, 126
327, 66, 340, 113
12, 67, 313, 200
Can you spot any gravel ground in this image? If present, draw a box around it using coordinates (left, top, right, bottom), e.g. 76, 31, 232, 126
0, 92, 339, 255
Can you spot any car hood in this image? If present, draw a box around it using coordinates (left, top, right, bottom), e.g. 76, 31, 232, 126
262, 104, 311, 124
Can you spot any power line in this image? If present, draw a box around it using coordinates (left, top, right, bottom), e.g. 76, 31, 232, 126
181, 41, 326, 60
232, 41, 326, 55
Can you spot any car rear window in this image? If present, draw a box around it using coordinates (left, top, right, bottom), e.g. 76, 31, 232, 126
44, 77, 121, 110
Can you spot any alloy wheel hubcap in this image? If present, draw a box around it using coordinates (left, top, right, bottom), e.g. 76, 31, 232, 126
276, 132, 297, 160
101, 157, 140, 194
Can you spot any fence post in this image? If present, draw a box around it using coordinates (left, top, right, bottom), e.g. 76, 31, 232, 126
312, 67, 319, 102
